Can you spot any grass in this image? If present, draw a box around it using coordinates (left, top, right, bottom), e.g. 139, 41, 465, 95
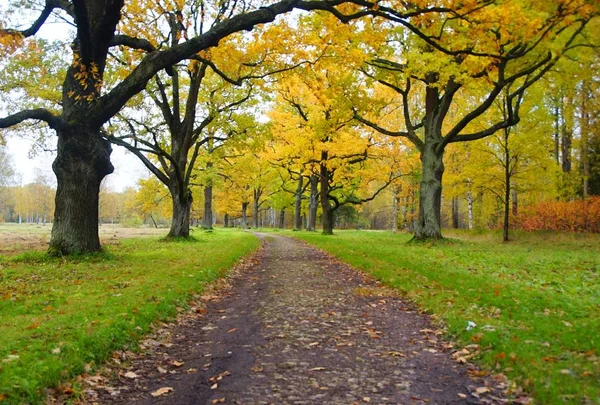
0, 228, 259, 404
288, 229, 600, 404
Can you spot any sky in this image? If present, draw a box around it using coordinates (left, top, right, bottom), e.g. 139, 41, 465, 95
1, 5, 149, 191
5, 137, 149, 191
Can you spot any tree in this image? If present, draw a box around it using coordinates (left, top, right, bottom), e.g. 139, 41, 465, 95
354, 0, 598, 240
269, 60, 399, 234
0, 0, 371, 254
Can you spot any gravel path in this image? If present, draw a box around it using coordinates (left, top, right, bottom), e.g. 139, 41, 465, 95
86, 233, 507, 404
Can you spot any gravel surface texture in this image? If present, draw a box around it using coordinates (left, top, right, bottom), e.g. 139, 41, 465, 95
84, 233, 508, 404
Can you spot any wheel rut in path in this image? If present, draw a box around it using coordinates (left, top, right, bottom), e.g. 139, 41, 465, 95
92, 233, 507, 404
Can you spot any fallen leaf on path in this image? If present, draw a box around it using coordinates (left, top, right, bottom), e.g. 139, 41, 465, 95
150, 387, 173, 397
386, 351, 405, 357
212, 399, 225, 404
309, 367, 327, 371
171, 361, 184, 367
457, 393, 467, 399
186, 368, 197, 374
363, 397, 371, 403
157, 366, 167, 374
210, 371, 231, 384
123, 372, 138, 379
227, 328, 237, 334
475, 387, 490, 394
210, 383, 218, 389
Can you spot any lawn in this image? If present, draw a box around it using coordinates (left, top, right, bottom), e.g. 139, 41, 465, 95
0, 227, 259, 404
289, 229, 600, 404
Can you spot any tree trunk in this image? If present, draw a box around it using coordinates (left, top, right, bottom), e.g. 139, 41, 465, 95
320, 156, 335, 235
451, 196, 459, 229
202, 184, 213, 229
224, 213, 230, 228
308, 175, 318, 231
414, 144, 444, 240
279, 209, 285, 229
49, 126, 114, 255
511, 188, 518, 216
252, 189, 261, 229
294, 176, 303, 231
241, 202, 249, 229
580, 80, 590, 198
503, 135, 511, 243
391, 187, 398, 233
466, 188, 474, 230
168, 188, 192, 238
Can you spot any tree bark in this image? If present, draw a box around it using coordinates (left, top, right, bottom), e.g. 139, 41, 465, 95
224, 213, 230, 228
203, 184, 213, 229
49, 126, 114, 255
451, 196, 459, 229
241, 202, 249, 229
414, 143, 444, 240
391, 187, 398, 233
308, 174, 318, 231
253, 188, 262, 228
294, 176, 303, 230
279, 208, 285, 229
168, 187, 192, 238
467, 188, 474, 230
319, 154, 335, 235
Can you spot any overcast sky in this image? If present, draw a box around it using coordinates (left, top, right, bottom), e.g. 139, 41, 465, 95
5, 137, 149, 191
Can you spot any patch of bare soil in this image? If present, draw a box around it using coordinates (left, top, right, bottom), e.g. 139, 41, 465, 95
81, 234, 512, 404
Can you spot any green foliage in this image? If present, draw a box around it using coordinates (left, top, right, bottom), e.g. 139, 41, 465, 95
290, 230, 600, 404
0, 229, 259, 403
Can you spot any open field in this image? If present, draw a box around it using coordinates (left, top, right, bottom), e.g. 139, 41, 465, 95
0, 227, 258, 403
288, 229, 600, 404
0, 223, 169, 256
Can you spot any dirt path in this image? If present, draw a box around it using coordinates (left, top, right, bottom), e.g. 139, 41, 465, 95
86, 233, 507, 404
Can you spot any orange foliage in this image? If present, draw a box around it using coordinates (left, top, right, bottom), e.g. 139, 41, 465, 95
513, 197, 600, 233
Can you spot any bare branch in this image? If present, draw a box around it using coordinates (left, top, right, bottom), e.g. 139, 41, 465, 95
0, 109, 63, 131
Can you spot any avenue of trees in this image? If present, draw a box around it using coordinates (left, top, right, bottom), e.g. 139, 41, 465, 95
1, 0, 599, 253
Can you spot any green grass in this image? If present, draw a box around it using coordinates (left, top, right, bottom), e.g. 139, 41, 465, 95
0, 228, 259, 404
288, 229, 600, 404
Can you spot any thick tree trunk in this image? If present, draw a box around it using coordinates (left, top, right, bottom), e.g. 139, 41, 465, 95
49, 127, 114, 255
241, 202, 250, 229
308, 175, 318, 231
224, 213, 230, 228
294, 176, 303, 231
168, 188, 192, 238
414, 144, 444, 240
202, 185, 213, 229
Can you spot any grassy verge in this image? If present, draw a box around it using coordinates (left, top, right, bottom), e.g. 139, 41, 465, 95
0, 228, 258, 404
288, 229, 600, 404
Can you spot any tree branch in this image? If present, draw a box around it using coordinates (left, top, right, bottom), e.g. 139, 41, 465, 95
0, 109, 63, 130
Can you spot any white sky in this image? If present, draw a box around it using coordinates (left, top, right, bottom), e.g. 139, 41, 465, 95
5, 137, 149, 192
1, 5, 149, 192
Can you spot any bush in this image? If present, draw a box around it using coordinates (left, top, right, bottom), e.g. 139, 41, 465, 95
513, 197, 600, 233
